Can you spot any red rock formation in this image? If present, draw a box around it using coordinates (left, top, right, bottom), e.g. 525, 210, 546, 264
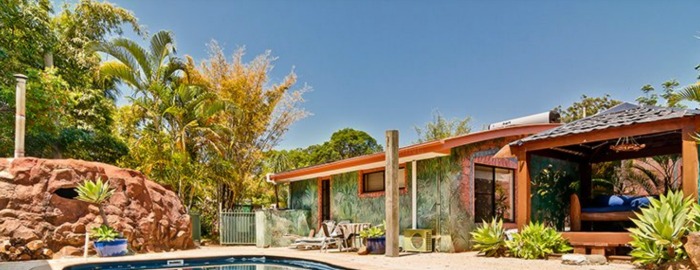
0, 158, 194, 260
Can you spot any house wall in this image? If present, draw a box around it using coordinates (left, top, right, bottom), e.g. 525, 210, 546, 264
289, 179, 318, 231
287, 135, 529, 252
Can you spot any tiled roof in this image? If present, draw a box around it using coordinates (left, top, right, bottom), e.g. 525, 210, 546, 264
513, 103, 700, 145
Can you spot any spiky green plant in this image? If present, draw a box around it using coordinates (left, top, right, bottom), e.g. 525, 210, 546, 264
628, 190, 693, 266
505, 222, 571, 259
359, 221, 386, 239
76, 178, 115, 226
91, 225, 120, 242
471, 218, 507, 257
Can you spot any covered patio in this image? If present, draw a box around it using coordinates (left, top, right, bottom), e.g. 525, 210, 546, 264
501, 104, 700, 255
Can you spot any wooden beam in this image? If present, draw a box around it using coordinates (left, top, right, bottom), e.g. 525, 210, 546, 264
514, 118, 693, 152
591, 144, 681, 163
682, 125, 699, 201
385, 130, 399, 257
515, 151, 531, 229
530, 149, 584, 163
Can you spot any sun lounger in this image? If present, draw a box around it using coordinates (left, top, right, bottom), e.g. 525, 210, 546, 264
289, 220, 343, 252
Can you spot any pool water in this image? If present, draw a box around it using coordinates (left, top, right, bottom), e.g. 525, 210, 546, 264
62, 256, 352, 270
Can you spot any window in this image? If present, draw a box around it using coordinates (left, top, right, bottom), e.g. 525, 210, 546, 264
361, 167, 406, 193
474, 165, 514, 222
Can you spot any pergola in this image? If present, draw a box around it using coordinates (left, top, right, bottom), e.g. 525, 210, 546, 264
501, 104, 700, 254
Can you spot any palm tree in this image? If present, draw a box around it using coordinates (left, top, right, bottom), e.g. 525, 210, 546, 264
92, 30, 186, 182
91, 30, 185, 133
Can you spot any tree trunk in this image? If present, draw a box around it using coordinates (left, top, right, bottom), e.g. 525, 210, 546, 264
98, 204, 109, 227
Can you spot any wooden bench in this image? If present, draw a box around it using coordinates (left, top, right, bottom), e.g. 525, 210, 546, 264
569, 194, 637, 231
561, 232, 632, 256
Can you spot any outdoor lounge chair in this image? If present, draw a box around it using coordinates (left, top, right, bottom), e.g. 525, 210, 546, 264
288, 220, 343, 252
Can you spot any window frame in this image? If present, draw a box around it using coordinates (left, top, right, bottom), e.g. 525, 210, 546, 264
358, 165, 408, 196
474, 164, 515, 223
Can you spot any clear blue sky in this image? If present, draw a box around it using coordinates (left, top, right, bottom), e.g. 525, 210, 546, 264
105, 0, 700, 149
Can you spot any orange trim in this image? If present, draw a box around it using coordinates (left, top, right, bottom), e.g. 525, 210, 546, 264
270, 123, 559, 182
357, 165, 408, 198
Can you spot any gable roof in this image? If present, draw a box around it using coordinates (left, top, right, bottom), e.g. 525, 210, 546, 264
513, 103, 700, 145
270, 123, 559, 182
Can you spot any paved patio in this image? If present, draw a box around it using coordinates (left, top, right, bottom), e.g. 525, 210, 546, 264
3, 246, 635, 270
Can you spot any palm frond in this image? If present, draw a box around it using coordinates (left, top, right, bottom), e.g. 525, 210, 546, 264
91, 41, 141, 77
99, 61, 143, 90
111, 37, 153, 81
150, 30, 176, 67
678, 83, 700, 103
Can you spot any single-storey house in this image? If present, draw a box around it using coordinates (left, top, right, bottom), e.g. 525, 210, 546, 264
269, 122, 560, 252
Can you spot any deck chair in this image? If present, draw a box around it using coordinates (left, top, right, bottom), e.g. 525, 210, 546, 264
288, 220, 339, 252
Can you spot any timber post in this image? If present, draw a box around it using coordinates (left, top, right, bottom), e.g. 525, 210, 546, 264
14, 74, 27, 158
682, 125, 699, 201
385, 130, 399, 257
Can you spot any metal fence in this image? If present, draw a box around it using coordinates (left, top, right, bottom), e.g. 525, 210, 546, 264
220, 211, 256, 245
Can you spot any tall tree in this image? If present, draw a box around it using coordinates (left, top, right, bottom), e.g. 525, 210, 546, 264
188, 42, 309, 208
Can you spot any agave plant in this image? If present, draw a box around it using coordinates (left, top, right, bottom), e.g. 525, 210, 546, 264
76, 178, 115, 226
505, 222, 571, 259
91, 225, 120, 242
470, 218, 507, 257
628, 190, 693, 266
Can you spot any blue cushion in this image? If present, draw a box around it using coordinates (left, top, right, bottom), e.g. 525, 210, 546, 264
592, 195, 634, 207
582, 205, 636, 213
629, 196, 651, 208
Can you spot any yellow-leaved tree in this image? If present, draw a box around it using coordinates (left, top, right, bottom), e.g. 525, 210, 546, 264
189, 42, 309, 209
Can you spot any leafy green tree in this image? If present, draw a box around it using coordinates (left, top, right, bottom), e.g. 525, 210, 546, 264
310, 128, 383, 164
414, 111, 471, 142
557, 94, 621, 123
637, 80, 684, 108
0, 0, 136, 161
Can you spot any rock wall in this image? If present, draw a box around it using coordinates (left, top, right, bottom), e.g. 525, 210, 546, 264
0, 158, 195, 260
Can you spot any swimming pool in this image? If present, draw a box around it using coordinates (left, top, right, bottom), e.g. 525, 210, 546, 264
62, 255, 353, 270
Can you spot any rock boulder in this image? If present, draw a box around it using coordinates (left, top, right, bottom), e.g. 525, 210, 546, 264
0, 158, 194, 261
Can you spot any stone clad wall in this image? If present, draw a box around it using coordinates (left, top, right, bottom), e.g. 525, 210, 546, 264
0, 158, 194, 260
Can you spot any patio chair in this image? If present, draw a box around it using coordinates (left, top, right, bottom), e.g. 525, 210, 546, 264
288, 220, 341, 252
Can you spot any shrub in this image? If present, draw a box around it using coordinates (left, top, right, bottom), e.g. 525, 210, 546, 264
531, 166, 577, 230
471, 218, 507, 257
505, 222, 571, 259
359, 221, 385, 239
629, 190, 693, 266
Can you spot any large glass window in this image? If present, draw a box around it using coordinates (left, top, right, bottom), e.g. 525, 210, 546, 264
474, 165, 514, 222
361, 167, 406, 193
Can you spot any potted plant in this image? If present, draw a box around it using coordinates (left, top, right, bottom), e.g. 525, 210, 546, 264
359, 221, 386, 254
76, 178, 128, 257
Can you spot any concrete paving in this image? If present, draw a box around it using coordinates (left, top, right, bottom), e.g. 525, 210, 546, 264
0, 246, 636, 270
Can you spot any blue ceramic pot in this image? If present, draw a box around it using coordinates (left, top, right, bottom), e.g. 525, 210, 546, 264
94, 239, 128, 257
366, 236, 386, 254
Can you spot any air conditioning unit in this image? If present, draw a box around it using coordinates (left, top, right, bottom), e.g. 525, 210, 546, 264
403, 229, 432, 252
